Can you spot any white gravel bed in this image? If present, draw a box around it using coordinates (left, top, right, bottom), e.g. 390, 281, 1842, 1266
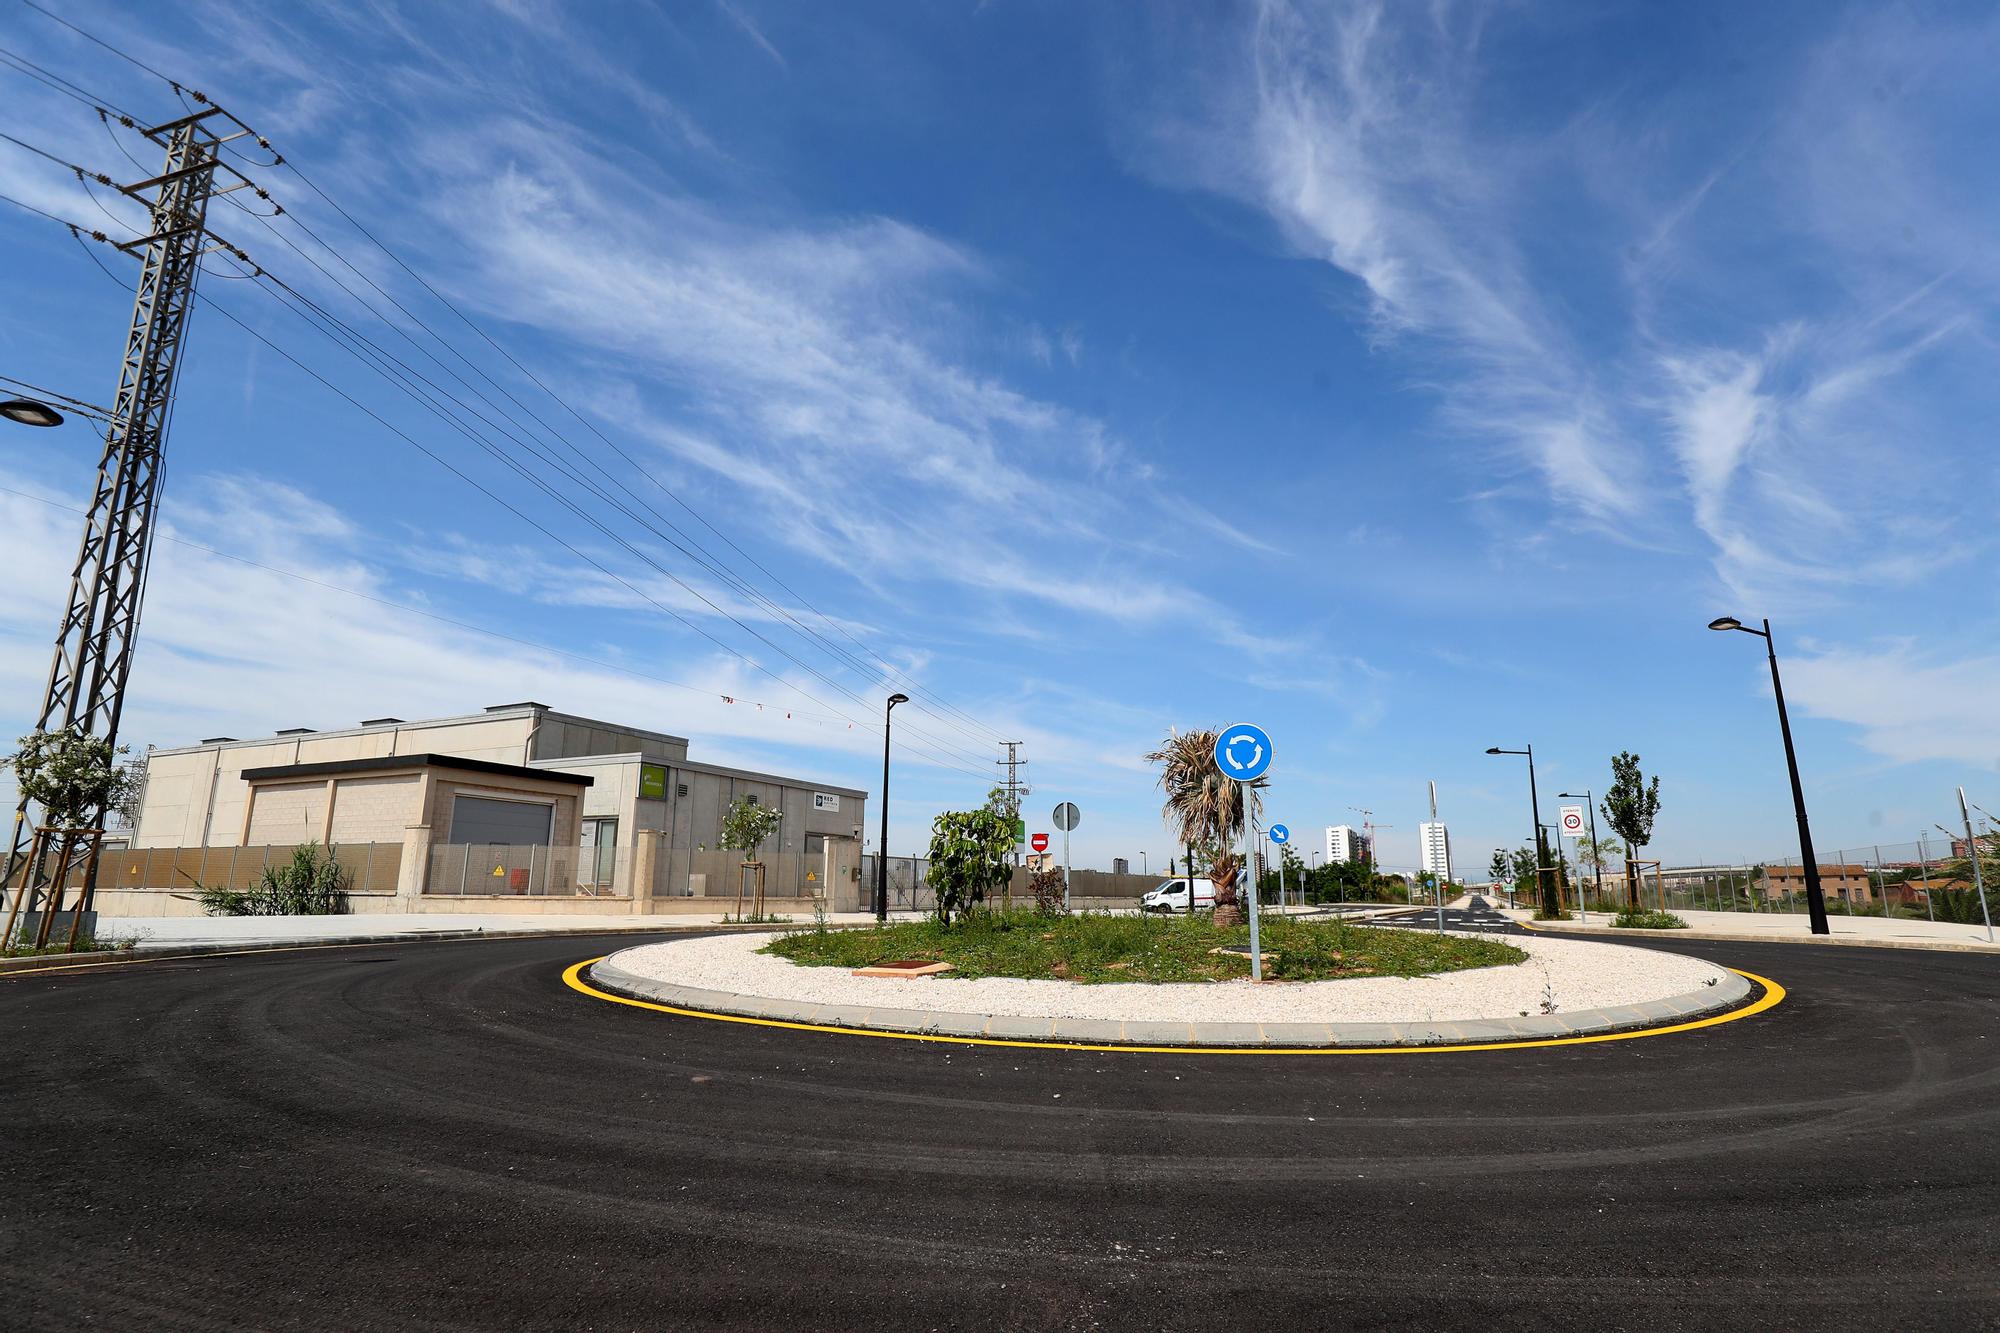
606, 928, 1732, 1025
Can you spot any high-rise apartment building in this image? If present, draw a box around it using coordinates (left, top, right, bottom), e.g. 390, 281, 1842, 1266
1420, 820, 1452, 881
1325, 824, 1370, 865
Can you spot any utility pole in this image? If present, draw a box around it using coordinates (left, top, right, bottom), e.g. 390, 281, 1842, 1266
4, 106, 239, 932
995, 741, 1029, 869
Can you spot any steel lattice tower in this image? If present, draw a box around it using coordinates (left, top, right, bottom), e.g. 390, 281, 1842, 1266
3, 109, 225, 918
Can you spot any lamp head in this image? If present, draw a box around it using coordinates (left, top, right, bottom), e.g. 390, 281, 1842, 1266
886, 692, 910, 707
1484, 747, 1502, 755
1707, 616, 1743, 632
1, 398, 64, 428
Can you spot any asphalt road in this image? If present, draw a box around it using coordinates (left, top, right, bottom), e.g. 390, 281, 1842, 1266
1347, 893, 1521, 933
3, 927, 1997, 1331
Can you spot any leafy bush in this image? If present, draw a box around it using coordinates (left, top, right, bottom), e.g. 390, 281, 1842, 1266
1928, 886, 1996, 926
1029, 867, 1068, 917
925, 808, 1015, 926
199, 842, 349, 916
1611, 909, 1687, 930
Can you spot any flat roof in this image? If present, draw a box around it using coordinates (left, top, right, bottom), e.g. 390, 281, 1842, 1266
150, 704, 689, 757
529, 752, 866, 800
240, 754, 593, 786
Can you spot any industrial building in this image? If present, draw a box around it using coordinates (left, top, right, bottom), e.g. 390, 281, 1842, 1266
113, 702, 868, 916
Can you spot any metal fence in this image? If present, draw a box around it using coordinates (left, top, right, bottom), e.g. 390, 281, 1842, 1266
677, 849, 835, 900
859, 855, 933, 910
1570, 827, 2000, 921
426, 843, 629, 897
12, 842, 403, 896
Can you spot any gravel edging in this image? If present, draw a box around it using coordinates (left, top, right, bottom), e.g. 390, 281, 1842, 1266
585, 945, 1755, 1048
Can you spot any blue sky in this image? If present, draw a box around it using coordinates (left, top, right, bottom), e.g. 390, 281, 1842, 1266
2, 0, 1997, 875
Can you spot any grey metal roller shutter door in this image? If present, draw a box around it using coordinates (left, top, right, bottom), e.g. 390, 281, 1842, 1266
450, 795, 553, 845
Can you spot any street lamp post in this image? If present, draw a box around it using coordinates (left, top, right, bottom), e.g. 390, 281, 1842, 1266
1487, 745, 1557, 918
873, 693, 909, 922
1557, 790, 1603, 907
2, 397, 66, 428
1708, 616, 1829, 935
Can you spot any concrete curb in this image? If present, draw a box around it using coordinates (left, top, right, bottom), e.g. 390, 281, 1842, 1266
584, 952, 1756, 1048
1521, 921, 2000, 955
0, 920, 867, 976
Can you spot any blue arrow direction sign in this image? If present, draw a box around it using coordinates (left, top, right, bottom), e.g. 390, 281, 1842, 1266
1268, 823, 1290, 844
1213, 722, 1273, 783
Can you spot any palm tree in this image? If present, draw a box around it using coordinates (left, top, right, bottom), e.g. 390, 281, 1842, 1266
1145, 728, 1268, 924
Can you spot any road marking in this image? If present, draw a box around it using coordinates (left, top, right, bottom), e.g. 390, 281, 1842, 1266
561, 959, 1786, 1055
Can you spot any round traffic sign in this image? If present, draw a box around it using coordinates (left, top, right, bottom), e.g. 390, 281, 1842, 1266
1268, 823, 1290, 844
1560, 807, 1585, 835
1053, 802, 1080, 831
1031, 833, 1049, 853
1213, 722, 1273, 782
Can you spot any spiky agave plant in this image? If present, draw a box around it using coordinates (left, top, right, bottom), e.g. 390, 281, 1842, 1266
1145, 728, 1267, 915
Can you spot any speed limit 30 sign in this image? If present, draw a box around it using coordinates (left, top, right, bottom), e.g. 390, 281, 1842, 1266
1559, 806, 1585, 836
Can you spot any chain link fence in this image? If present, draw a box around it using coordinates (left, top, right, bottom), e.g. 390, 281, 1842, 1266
1573, 824, 1999, 922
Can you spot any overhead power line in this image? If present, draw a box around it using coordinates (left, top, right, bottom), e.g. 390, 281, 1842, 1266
7, 5, 1010, 755
10, 195, 995, 781
0, 484, 911, 738
3, 20, 1015, 777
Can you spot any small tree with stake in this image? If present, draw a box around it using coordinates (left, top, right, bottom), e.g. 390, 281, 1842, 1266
3, 727, 139, 946
719, 796, 783, 919
925, 808, 1015, 926
1601, 752, 1662, 912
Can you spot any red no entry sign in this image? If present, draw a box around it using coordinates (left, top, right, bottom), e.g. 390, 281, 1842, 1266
1031, 833, 1049, 853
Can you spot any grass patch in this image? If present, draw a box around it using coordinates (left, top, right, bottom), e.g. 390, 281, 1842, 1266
1611, 909, 1688, 930
2, 933, 139, 958
762, 910, 1523, 983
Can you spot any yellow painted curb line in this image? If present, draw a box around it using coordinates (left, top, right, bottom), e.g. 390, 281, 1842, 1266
562, 958, 1786, 1056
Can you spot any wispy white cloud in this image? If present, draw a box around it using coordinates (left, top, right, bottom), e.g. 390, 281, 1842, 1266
1124, 0, 1998, 612
1787, 643, 2000, 770
1125, 1, 1648, 527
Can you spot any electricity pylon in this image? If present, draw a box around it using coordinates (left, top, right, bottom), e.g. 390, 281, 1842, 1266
3, 106, 238, 928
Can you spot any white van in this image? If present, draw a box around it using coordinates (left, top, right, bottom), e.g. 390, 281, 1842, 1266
1140, 877, 1220, 913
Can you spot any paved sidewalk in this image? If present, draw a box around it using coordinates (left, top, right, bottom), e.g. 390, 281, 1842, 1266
1508, 906, 2000, 953
78, 910, 915, 951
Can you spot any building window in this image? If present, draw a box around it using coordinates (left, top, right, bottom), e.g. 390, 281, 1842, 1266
804, 833, 825, 857
581, 817, 618, 886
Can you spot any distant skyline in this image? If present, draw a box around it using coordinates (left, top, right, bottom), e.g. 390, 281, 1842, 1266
3, 1, 1997, 875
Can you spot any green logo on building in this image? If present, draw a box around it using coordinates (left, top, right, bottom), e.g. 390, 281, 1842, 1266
639, 764, 668, 800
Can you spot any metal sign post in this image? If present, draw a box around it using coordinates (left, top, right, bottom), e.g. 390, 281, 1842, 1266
1959, 788, 1994, 943
1214, 723, 1274, 981
1053, 803, 1080, 912
1269, 824, 1290, 911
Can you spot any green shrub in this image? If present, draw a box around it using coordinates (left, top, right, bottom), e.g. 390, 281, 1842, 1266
1029, 868, 1068, 917
198, 842, 349, 916
925, 808, 1015, 926
1611, 909, 1687, 930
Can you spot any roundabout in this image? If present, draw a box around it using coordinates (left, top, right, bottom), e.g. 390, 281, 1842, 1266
2, 926, 1993, 1329
576, 925, 1773, 1049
